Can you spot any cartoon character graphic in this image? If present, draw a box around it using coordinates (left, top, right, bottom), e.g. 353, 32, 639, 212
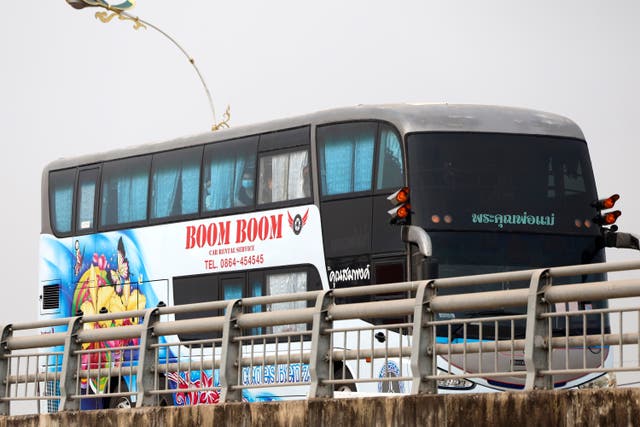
109, 238, 130, 294
74, 240, 84, 276
71, 237, 146, 393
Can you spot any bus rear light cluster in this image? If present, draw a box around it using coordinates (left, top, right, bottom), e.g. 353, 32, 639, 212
394, 205, 411, 219
592, 194, 620, 210
592, 194, 622, 227
387, 187, 411, 225
596, 210, 622, 226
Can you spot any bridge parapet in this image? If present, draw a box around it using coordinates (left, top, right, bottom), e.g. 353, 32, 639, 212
2, 260, 640, 415
1, 389, 640, 427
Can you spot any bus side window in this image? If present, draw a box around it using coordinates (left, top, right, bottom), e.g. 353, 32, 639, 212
76, 168, 99, 233
317, 122, 376, 196
264, 266, 321, 334
150, 146, 201, 220
202, 137, 257, 213
376, 125, 404, 190
100, 156, 151, 229
49, 168, 76, 235
258, 149, 310, 204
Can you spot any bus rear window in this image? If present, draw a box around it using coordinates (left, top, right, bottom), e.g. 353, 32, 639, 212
407, 133, 599, 235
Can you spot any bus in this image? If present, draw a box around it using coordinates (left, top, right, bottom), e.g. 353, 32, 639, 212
38, 103, 627, 409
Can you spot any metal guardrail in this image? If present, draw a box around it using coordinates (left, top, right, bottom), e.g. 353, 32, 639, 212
2, 260, 640, 414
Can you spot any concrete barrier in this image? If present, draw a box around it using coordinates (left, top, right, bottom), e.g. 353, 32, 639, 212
2, 389, 639, 427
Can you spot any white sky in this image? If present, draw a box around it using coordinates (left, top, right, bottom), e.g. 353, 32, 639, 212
1, 0, 640, 383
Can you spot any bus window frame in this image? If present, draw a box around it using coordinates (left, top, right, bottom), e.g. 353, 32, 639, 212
172, 263, 322, 341
74, 164, 101, 236
373, 123, 406, 193
97, 154, 153, 233
148, 146, 203, 226
255, 146, 313, 211
258, 126, 310, 152
316, 120, 405, 203
48, 167, 77, 238
200, 135, 259, 219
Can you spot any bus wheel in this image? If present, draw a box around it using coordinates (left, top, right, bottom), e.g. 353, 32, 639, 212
108, 381, 133, 409
158, 375, 172, 407
333, 365, 357, 393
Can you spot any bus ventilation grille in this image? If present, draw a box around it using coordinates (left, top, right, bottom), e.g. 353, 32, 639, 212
42, 284, 60, 310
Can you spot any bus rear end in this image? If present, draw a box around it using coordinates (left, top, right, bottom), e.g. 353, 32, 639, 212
406, 131, 611, 389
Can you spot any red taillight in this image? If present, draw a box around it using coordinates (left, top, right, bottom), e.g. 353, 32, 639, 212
602, 194, 620, 209
593, 194, 620, 210
388, 187, 409, 204
603, 210, 622, 225
387, 187, 411, 225
397, 204, 411, 219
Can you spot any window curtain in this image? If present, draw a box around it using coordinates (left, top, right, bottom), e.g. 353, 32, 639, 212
322, 138, 353, 195
181, 164, 200, 214
321, 130, 374, 196
206, 156, 246, 211
152, 161, 199, 218
232, 157, 246, 206
152, 167, 179, 218
116, 172, 148, 223
78, 181, 96, 228
268, 272, 307, 333
353, 136, 374, 191
207, 158, 234, 210
271, 154, 288, 202
223, 283, 243, 300
288, 151, 308, 199
54, 187, 73, 233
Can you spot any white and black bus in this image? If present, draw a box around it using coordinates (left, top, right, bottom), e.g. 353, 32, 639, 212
39, 103, 624, 407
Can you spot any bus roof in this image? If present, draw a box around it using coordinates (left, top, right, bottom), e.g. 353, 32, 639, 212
44, 103, 585, 171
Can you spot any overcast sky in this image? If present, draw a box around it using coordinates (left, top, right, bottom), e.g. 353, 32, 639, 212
2, 1, 640, 376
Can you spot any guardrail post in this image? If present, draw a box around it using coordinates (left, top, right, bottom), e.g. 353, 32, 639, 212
220, 299, 243, 403
136, 308, 160, 407
0, 324, 13, 415
411, 281, 437, 394
309, 290, 334, 398
60, 316, 83, 411
524, 269, 552, 390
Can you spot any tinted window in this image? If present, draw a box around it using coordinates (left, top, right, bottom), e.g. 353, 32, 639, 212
100, 156, 151, 228
49, 169, 75, 235
203, 137, 257, 213
258, 149, 310, 204
318, 122, 376, 196
376, 125, 404, 190
259, 126, 310, 151
151, 147, 201, 220
407, 133, 598, 235
173, 266, 321, 341
77, 168, 99, 232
